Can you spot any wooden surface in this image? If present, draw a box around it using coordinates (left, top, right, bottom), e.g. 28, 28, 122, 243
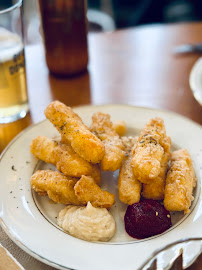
0, 22, 202, 153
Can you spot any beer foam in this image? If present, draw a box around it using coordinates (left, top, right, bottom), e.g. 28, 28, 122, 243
0, 27, 23, 62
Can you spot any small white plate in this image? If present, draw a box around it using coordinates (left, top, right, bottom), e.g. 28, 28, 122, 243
0, 104, 201, 270
189, 57, 202, 105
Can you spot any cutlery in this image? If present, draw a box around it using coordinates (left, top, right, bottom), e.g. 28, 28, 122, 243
173, 43, 202, 55
139, 238, 202, 270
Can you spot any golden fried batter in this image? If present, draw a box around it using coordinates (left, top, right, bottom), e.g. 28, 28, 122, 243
30, 136, 101, 185
30, 136, 57, 164
44, 101, 105, 164
112, 120, 127, 137
118, 136, 141, 205
121, 136, 138, 152
90, 163, 101, 186
164, 149, 196, 214
61, 135, 70, 145
90, 112, 125, 171
31, 170, 81, 205
30, 136, 93, 178
119, 154, 142, 205
131, 117, 171, 183
142, 152, 170, 200
74, 175, 115, 208
57, 145, 101, 185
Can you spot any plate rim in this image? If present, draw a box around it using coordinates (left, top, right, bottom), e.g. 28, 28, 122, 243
189, 56, 202, 106
0, 217, 71, 270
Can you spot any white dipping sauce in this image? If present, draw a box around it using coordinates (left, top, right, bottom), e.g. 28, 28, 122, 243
57, 202, 116, 242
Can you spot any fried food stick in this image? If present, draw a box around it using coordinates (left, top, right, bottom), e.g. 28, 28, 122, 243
118, 137, 142, 205
60, 138, 102, 185
121, 136, 138, 152
90, 112, 125, 171
142, 152, 170, 200
74, 175, 115, 208
112, 120, 127, 137
164, 149, 196, 214
30, 136, 93, 177
58, 141, 101, 185
131, 117, 171, 184
31, 170, 81, 205
44, 101, 105, 164
62, 119, 127, 143
90, 164, 101, 186
30, 136, 101, 185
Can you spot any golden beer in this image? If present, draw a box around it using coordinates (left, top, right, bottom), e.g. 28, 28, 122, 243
0, 28, 28, 123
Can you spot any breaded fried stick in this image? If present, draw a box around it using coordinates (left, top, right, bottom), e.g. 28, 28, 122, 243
112, 120, 127, 137
90, 112, 125, 171
90, 164, 101, 186
61, 119, 126, 142
118, 136, 142, 205
30, 136, 101, 185
74, 175, 115, 208
30, 136, 93, 178
31, 170, 81, 205
121, 136, 138, 152
44, 101, 105, 164
131, 117, 171, 184
142, 152, 170, 200
164, 149, 196, 214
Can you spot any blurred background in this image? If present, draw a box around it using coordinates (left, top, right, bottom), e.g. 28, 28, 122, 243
1, 0, 202, 42
88, 0, 202, 28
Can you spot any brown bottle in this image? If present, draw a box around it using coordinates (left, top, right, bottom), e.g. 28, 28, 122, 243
38, 0, 88, 77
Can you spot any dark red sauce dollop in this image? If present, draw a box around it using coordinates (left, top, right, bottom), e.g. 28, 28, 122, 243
124, 199, 172, 239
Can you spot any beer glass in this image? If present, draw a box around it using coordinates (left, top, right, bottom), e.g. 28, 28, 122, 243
0, 0, 29, 124
38, 0, 89, 77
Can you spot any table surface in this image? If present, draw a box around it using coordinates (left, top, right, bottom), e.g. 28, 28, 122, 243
0, 22, 202, 269
1, 22, 202, 153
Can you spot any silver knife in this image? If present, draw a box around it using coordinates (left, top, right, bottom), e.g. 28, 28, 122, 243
173, 43, 202, 55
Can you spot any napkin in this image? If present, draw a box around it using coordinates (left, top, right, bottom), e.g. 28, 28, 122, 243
0, 243, 24, 270
0, 227, 56, 270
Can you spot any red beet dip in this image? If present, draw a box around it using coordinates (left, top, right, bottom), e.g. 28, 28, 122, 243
124, 199, 172, 239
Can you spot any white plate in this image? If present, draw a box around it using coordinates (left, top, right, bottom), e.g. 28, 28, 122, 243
189, 57, 202, 105
0, 104, 202, 270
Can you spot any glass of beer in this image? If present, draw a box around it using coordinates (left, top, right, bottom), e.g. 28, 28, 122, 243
38, 0, 89, 77
0, 0, 29, 124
